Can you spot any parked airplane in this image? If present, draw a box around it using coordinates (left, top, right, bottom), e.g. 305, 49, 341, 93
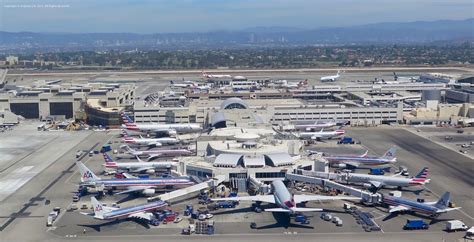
324, 147, 397, 168
202, 71, 232, 79
120, 145, 193, 160
121, 113, 202, 134
321, 71, 342, 82
297, 128, 345, 140
294, 120, 338, 131
102, 152, 176, 174
76, 162, 193, 196
122, 130, 179, 147
170, 80, 211, 90
212, 180, 358, 214
337, 167, 430, 191
393, 72, 417, 82
272, 79, 308, 89
81, 196, 167, 222
384, 192, 461, 217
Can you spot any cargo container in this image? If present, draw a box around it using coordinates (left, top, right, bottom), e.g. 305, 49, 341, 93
403, 219, 429, 230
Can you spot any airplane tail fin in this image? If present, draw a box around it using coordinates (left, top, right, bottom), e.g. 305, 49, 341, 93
122, 145, 136, 154
382, 147, 397, 160
136, 155, 146, 163
102, 152, 116, 166
76, 162, 100, 182
120, 113, 137, 128
414, 167, 429, 179
434, 192, 451, 209
360, 150, 369, 157
91, 197, 105, 219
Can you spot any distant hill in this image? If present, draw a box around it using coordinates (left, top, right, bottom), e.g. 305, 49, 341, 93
0, 19, 472, 52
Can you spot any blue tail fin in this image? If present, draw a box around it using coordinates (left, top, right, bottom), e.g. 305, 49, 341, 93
414, 167, 429, 179
103, 152, 114, 163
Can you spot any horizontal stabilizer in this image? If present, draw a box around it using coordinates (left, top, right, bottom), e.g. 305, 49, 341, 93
440, 207, 461, 213
291, 207, 323, 212
264, 208, 291, 213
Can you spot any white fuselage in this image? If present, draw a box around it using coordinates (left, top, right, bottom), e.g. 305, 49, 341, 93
339, 172, 427, 187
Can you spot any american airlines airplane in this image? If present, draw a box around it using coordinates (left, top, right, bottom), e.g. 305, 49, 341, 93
102, 152, 176, 174
122, 130, 179, 147
324, 147, 397, 168
121, 113, 202, 134
320, 71, 342, 82
170, 80, 211, 90
120, 145, 193, 160
294, 120, 338, 131
212, 180, 358, 214
384, 192, 461, 217
81, 196, 167, 222
297, 128, 345, 140
337, 167, 430, 191
202, 71, 232, 79
76, 162, 193, 196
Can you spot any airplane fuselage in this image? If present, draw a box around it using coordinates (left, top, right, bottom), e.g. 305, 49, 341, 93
101, 201, 167, 220
104, 161, 176, 171
341, 173, 427, 187
81, 177, 194, 190
383, 195, 440, 216
326, 156, 395, 166
271, 180, 295, 210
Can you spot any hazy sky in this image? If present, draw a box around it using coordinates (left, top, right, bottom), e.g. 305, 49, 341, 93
1, 0, 472, 33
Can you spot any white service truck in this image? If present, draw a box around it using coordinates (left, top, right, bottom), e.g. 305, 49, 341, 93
446, 220, 468, 232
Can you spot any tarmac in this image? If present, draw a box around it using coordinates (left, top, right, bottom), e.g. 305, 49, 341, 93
0, 125, 472, 242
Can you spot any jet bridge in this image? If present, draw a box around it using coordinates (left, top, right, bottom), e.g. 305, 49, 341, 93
148, 175, 226, 204
286, 171, 382, 205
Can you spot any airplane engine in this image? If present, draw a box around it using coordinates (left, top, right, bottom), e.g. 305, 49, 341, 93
168, 130, 177, 137
142, 188, 155, 196
363, 183, 373, 189
146, 169, 156, 175
333, 164, 347, 169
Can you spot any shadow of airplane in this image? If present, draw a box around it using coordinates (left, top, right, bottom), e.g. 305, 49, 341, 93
382, 210, 452, 225
78, 218, 150, 232
256, 212, 314, 230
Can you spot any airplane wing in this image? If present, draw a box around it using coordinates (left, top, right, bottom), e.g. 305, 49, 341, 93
129, 212, 153, 221
212, 195, 275, 204
264, 208, 290, 213
343, 161, 360, 168
116, 186, 154, 195
310, 134, 323, 140
294, 194, 360, 204
123, 173, 138, 179
129, 167, 153, 173
369, 181, 383, 189
147, 154, 162, 160
147, 142, 162, 147
389, 205, 410, 213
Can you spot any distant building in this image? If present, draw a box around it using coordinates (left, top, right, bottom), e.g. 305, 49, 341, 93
5, 56, 18, 66
446, 87, 474, 104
